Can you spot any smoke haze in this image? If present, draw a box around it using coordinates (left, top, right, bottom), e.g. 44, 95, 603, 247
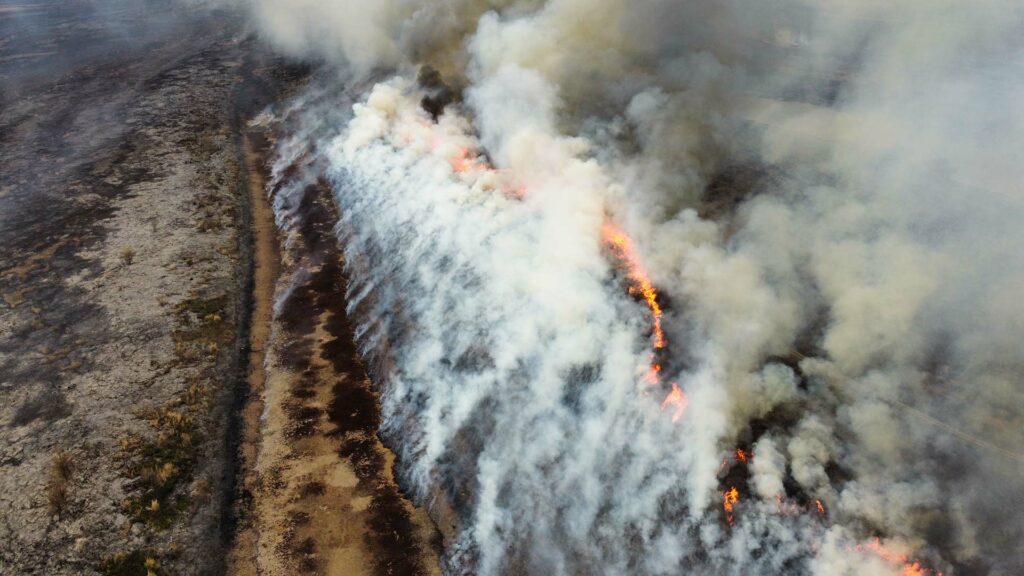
252, 1, 1024, 574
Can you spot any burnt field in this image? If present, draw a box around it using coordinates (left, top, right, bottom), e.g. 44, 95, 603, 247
6, 2, 1023, 575
0, 3, 440, 575
0, 2, 291, 574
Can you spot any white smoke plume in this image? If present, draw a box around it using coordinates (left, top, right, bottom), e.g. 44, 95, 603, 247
252, 1, 1024, 574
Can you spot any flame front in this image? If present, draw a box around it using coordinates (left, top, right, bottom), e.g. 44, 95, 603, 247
660, 383, 688, 422
450, 146, 485, 173
434, 117, 897, 544
441, 145, 524, 198
723, 486, 740, 525
643, 362, 662, 386
446, 145, 680, 424
855, 538, 944, 576
601, 221, 666, 349
599, 218, 685, 422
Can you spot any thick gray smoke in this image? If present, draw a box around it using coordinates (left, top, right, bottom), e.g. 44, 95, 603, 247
254, 1, 1024, 574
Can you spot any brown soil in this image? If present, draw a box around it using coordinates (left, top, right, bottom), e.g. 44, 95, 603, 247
227, 123, 282, 576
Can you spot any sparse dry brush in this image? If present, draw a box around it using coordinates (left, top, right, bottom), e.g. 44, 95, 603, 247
171, 295, 229, 364
120, 247, 136, 266
46, 448, 74, 514
101, 292, 229, 570
99, 549, 162, 576
121, 402, 200, 529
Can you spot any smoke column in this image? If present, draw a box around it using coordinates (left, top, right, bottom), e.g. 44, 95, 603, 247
254, 1, 1024, 574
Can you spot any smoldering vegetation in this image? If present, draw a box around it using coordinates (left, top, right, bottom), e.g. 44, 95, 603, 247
245, 1, 1024, 575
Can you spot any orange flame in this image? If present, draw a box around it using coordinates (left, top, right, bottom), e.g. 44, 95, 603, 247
720, 448, 749, 475
450, 146, 486, 173
815, 499, 826, 516
723, 486, 740, 525
862, 539, 910, 564
903, 564, 927, 576
643, 363, 662, 386
601, 220, 665, 349
444, 146, 525, 199
660, 383, 687, 422
854, 538, 943, 576
443, 143, 682, 429
601, 218, 680, 421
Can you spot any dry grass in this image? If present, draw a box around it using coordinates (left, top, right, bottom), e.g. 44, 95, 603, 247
46, 448, 75, 514
121, 402, 201, 529
120, 247, 136, 266
99, 549, 162, 576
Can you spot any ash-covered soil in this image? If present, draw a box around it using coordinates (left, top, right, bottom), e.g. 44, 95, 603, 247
0, 4, 442, 575
0, 3, 302, 574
